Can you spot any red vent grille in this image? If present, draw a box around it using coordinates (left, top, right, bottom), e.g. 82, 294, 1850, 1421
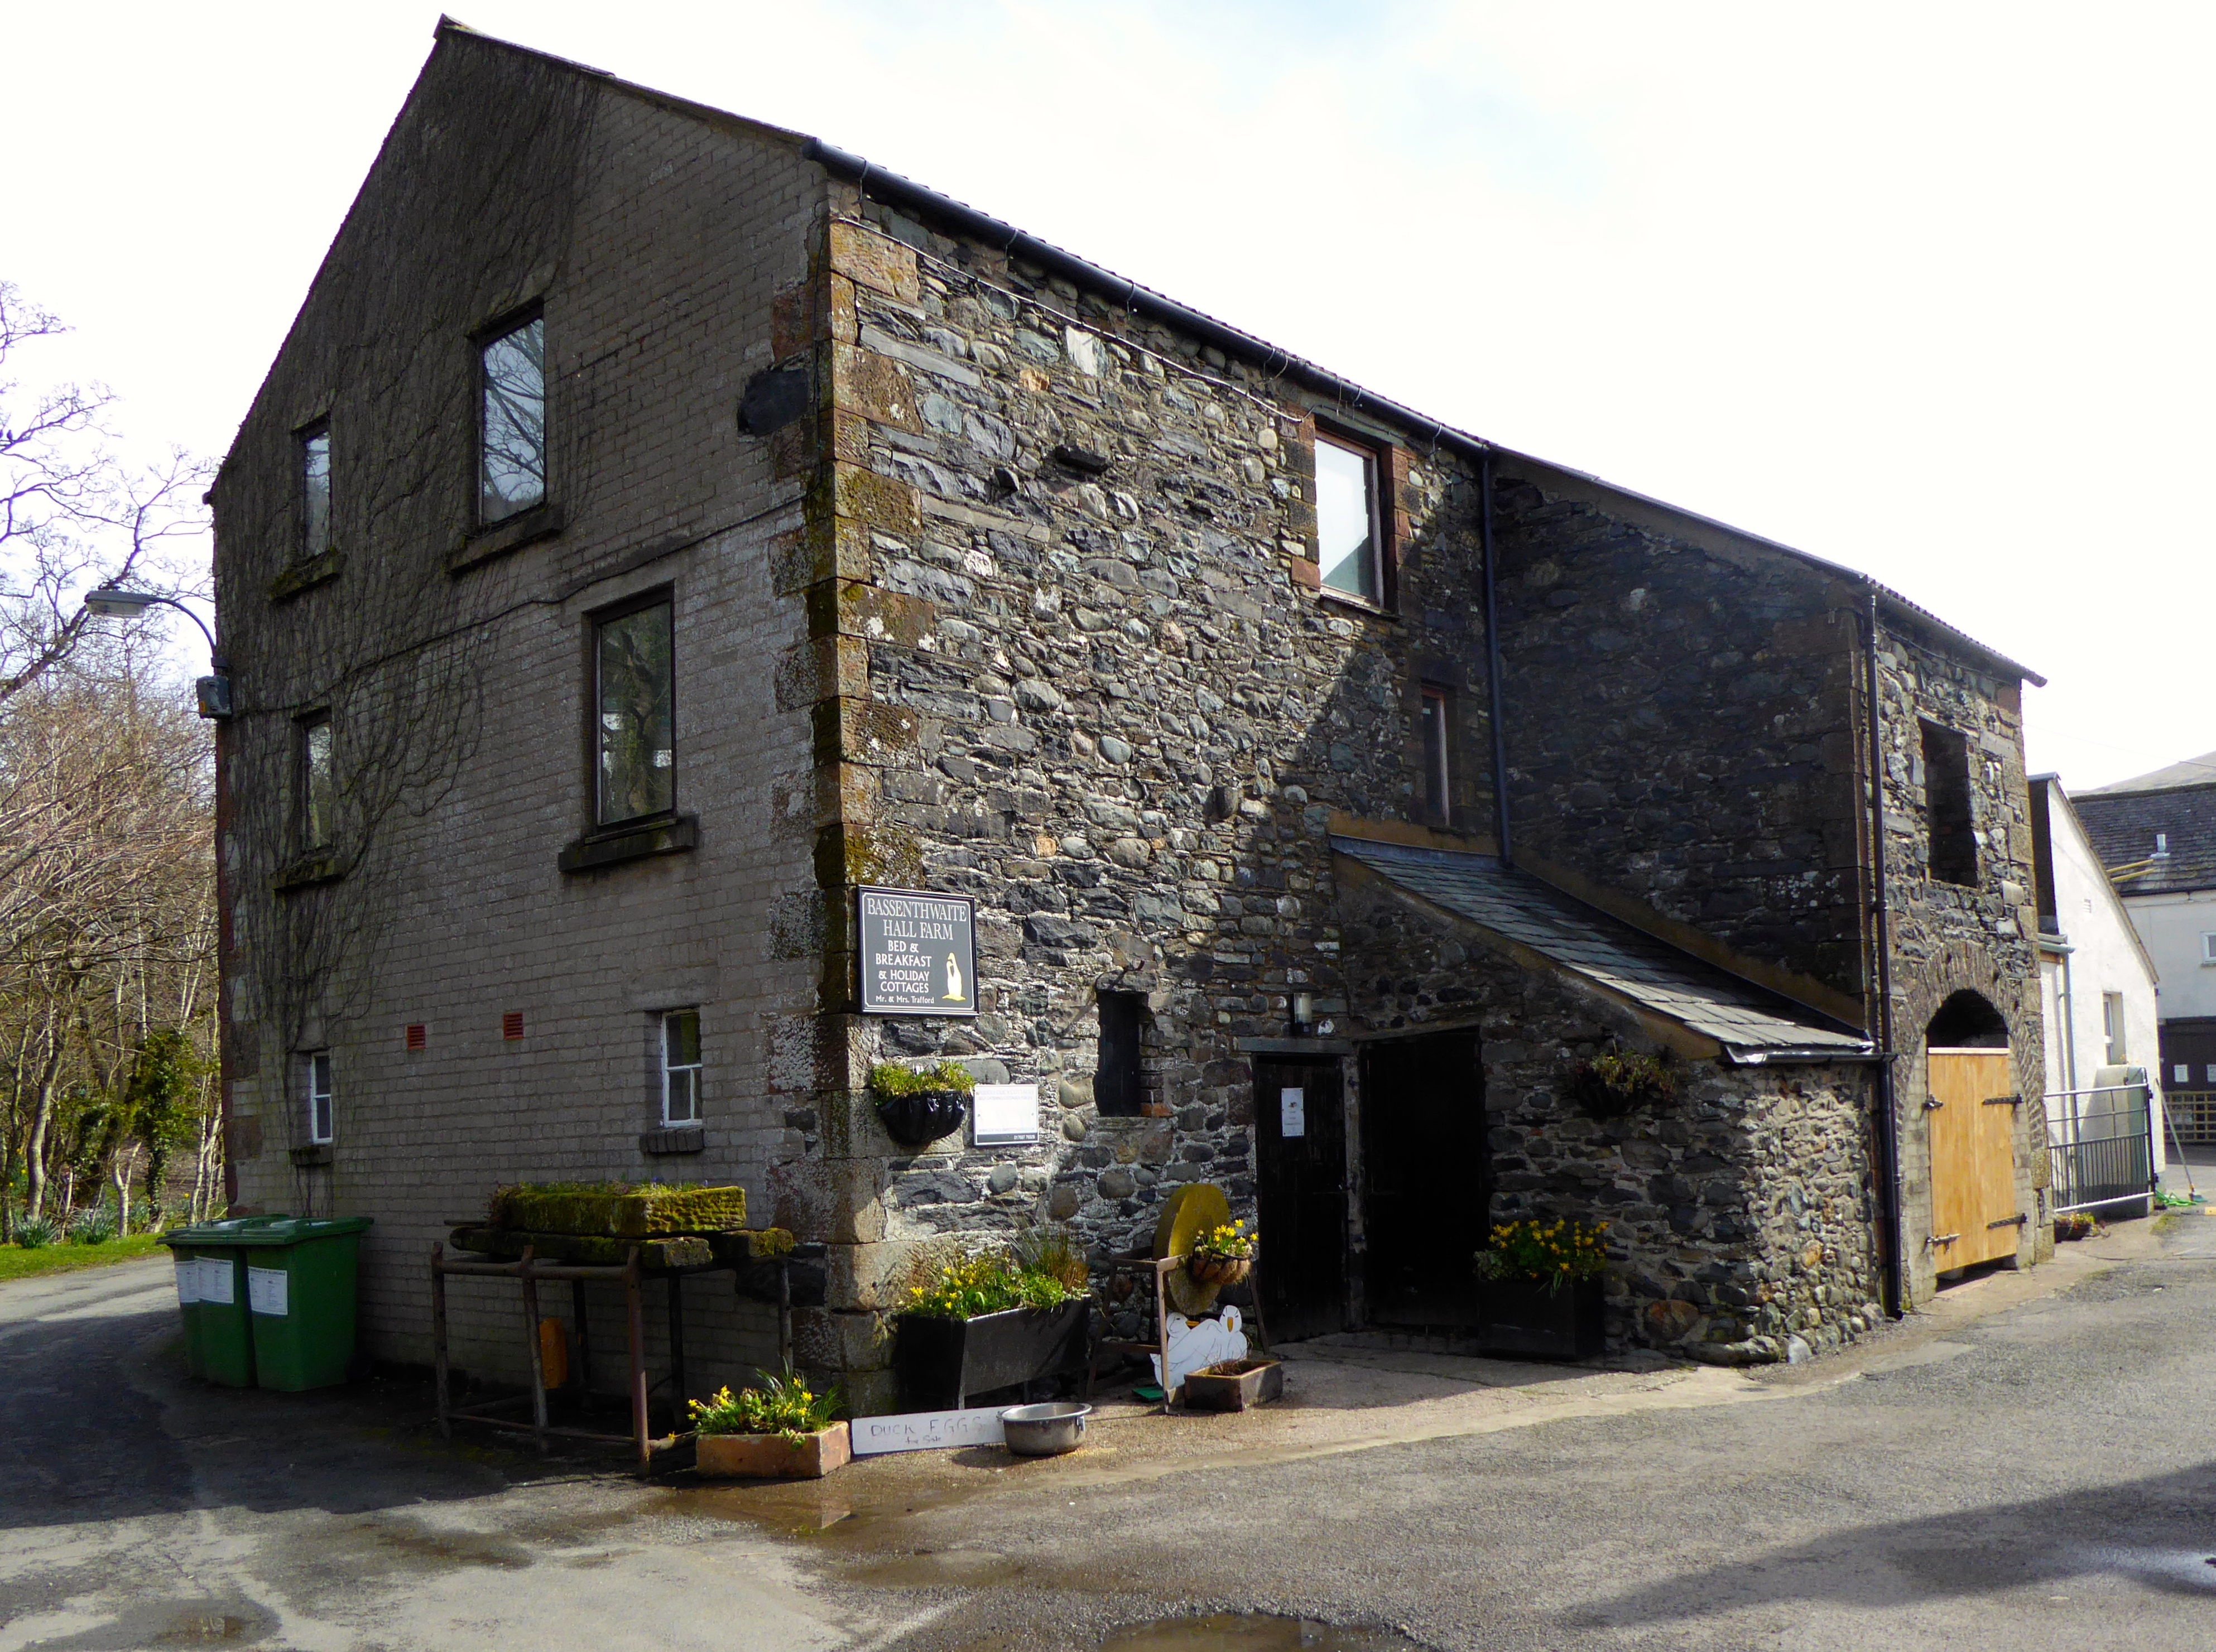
502, 1012, 525, 1041
404, 1023, 427, 1052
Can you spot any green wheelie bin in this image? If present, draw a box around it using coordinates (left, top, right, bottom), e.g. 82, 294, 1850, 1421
234, 1216, 373, 1391
162, 1216, 291, 1387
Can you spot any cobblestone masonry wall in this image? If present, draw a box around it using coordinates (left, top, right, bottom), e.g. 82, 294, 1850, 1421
211, 37, 825, 1393
1491, 460, 1868, 1005
1874, 619, 2051, 1299
1336, 863, 1883, 1359
767, 206, 1514, 1400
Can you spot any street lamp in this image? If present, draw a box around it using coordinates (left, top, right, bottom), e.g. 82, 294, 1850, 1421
80, 586, 232, 720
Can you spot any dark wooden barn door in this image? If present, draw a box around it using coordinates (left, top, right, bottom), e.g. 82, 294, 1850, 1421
1254, 1056, 1348, 1341
1361, 1030, 1486, 1330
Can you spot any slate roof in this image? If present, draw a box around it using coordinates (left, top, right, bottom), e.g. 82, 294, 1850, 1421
2085, 749, 2216, 793
1331, 837, 1872, 1061
2074, 781, 2216, 895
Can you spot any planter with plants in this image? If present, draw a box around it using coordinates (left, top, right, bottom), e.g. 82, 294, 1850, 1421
689, 1367, 849, 1479
869, 1060, 975, 1149
1186, 1220, 1254, 1288
1473, 1217, 1609, 1360
893, 1232, 1092, 1410
1563, 1049, 1677, 1120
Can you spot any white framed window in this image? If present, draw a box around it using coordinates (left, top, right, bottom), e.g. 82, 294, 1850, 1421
2200, 932, 2216, 964
1314, 431, 1384, 603
661, 1009, 701, 1125
1420, 685, 1451, 825
2175, 1064, 2190, 1085
304, 1051, 333, 1145
2102, 993, 2127, 1065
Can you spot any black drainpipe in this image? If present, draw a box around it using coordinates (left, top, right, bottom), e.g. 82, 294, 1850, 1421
1480, 450, 1511, 868
1865, 590, 1905, 1318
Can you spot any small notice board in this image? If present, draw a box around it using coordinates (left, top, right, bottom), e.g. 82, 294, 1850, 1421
858, 887, 977, 1017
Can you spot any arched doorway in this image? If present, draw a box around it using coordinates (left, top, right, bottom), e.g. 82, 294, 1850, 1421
1924, 991, 2021, 1269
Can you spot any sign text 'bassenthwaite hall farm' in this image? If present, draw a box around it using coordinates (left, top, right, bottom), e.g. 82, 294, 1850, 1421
208, 21, 2051, 1410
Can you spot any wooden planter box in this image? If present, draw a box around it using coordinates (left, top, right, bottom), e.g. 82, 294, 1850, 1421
1477, 1275, 1605, 1361
1182, 1359, 1284, 1412
695, 1422, 850, 1480
894, 1300, 1090, 1410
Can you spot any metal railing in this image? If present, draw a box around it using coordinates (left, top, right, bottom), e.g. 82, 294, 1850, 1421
2045, 1082, 2153, 1215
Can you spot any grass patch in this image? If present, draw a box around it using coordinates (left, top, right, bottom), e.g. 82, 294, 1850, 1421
0, 1232, 166, 1282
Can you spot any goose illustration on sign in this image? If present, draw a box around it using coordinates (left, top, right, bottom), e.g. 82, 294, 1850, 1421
858, 887, 977, 1017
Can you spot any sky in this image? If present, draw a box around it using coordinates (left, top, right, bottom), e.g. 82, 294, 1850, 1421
6, 1, 2210, 788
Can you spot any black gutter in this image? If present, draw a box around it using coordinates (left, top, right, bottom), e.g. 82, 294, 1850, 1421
1865, 593, 1906, 1318
803, 138, 1498, 469
1479, 450, 1512, 867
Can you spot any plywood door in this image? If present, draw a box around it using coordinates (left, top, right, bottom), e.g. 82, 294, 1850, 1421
1926, 1050, 2021, 1267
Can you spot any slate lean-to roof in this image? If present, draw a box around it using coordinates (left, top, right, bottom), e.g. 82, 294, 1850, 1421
1332, 837, 1871, 1062
2075, 777, 2216, 896
434, 19, 2038, 690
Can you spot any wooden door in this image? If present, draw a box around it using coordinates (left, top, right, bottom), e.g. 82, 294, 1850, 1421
1254, 1057, 1348, 1342
1361, 1032, 1486, 1330
1926, 1049, 2022, 1267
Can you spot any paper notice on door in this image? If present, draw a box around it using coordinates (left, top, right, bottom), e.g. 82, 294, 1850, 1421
174, 1256, 201, 1306
200, 1259, 235, 1306
247, 1265, 289, 1317
1280, 1086, 1306, 1138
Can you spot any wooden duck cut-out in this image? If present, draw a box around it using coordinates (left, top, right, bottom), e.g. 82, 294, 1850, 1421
1151, 1305, 1248, 1395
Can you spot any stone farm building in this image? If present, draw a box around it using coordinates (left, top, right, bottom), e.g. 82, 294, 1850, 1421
210, 23, 2051, 1409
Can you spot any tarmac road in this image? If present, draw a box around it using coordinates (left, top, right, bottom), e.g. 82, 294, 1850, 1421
2, 1217, 2212, 1651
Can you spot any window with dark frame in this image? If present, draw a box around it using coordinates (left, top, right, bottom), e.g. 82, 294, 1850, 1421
662, 1009, 701, 1126
1314, 431, 1383, 603
299, 714, 335, 852
593, 595, 674, 827
304, 1051, 333, 1145
1420, 686, 1451, 825
300, 422, 331, 558
479, 314, 546, 523
1920, 720, 1978, 886
1096, 990, 1147, 1117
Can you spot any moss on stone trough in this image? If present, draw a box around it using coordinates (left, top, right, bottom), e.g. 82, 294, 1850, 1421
488, 1181, 747, 1237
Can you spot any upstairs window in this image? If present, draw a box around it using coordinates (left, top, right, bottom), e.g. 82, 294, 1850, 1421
479, 314, 545, 523
1096, 989, 1148, 1117
1315, 432, 1382, 603
2102, 993, 2127, 1065
1420, 686, 1451, 825
1920, 721, 1977, 886
2200, 932, 2216, 964
594, 594, 674, 826
303, 1051, 333, 1145
299, 714, 335, 851
300, 422, 331, 558
661, 1010, 701, 1126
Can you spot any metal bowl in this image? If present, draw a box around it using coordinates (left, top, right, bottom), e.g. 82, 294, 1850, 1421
999, 1400, 1092, 1457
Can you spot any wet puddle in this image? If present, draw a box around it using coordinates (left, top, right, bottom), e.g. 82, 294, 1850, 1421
1097, 1613, 1425, 1650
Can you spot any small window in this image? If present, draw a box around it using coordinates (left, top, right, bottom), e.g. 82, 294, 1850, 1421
1096, 990, 1147, 1118
2200, 932, 2216, 964
300, 423, 331, 558
594, 596, 675, 826
2205, 1063, 2216, 1084
1920, 721, 1977, 886
300, 714, 334, 851
1314, 432, 1382, 603
480, 314, 546, 523
662, 1010, 701, 1125
2102, 992, 2126, 1065
1420, 686, 1451, 825
304, 1051, 333, 1145
2175, 1064, 2191, 1085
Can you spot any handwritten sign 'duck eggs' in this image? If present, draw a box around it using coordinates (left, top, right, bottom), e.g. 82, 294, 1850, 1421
858, 887, 977, 1017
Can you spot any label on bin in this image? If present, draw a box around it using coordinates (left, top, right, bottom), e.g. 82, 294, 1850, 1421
200, 1259, 234, 1306
247, 1265, 289, 1317
175, 1258, 201, 1306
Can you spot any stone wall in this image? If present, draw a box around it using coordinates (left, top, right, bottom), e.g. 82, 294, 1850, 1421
1334, 862, 1883, 1358
1873, 617, 2052, 1297
1491, 460, 1867, 1004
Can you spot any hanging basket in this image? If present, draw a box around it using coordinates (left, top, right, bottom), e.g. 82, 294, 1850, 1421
874, 1090, 969, 1149
1187, 1254, 1252, 1288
